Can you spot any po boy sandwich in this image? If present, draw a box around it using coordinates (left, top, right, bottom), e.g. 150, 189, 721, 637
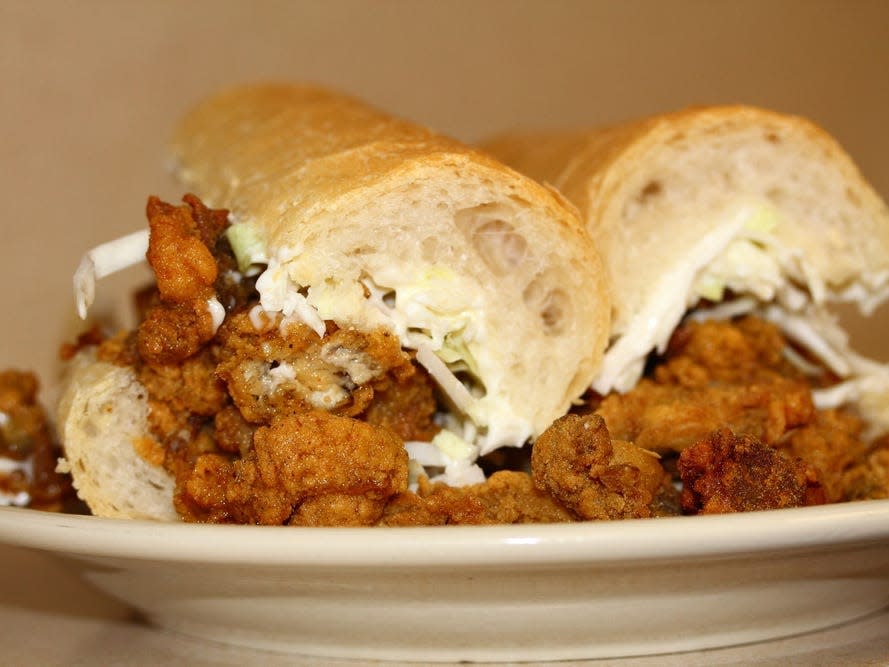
485, 106, 889, 508
58, 83, 610, 522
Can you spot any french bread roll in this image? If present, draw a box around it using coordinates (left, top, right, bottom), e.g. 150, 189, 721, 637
485, 105, 889, 433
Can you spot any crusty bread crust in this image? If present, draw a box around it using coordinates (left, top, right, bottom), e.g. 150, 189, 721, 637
56, 350, 177, 521
171, 84, 611, 447
485, 105, 889, 338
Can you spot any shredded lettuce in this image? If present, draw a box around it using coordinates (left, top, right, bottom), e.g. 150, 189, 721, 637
759, 303, 889, 437
415, 343, 475, 414
593, 202, 757, 393
594, 199, 826, 394
404, 429, 485, 487
73, 229, 149, 318
225, 222, 267, 273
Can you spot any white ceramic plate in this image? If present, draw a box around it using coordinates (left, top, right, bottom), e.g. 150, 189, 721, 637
2, 500, 889, 662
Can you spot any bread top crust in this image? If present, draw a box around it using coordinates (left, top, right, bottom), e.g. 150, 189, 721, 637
170, 83, 610, 449
170, 84, 591, 250
486, 104, 889, 321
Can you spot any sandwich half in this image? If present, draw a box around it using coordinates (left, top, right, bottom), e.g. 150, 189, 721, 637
485, 106, 889, 435
59, 84, 610, 522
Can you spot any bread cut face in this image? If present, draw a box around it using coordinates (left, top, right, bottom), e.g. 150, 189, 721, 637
170, 84, 610, 455
485, 105, 889, 398
56, 350, 177, 521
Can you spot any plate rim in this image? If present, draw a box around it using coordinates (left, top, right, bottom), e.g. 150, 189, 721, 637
2, 499, 889, 567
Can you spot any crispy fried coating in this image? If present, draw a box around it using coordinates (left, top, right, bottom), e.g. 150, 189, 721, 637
593, 317, 880, 503
215, 313, 416, 425
659, 316, 806, 385
138, 196, 227, 364
779, 409, 868, 502
678, 429, 826, 514
531, 413, 667, 520
472, 470, 575, 523
378, 471, 574, 526
178, 411, 409, 525
0, 371, 46, 460
597, 379, 815, 453
213, 404, 256, 457
290, 493, 389, 527
145, 195, 225, 302
138, 303, 216, 366
361, 363, 440, 442
595, 318, 816, 453
378, 483, 488, 526
841, 435, 889, 501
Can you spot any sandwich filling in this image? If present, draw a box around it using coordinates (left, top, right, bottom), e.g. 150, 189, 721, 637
66, 195, 889, 525
75, 200, 531, 486
594, 197, 889, 437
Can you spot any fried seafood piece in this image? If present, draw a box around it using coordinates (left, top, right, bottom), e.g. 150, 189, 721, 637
779, 409, 869, 502
361, 364, 440, 442
841, 435, 889, 501
378, 480, 488, 526
658, 316, 808, 386
473, 470, 575, 523
138, 195, 228, 365
531, 413, 669, 520
178, 410, 409, 525
0, 370, 73, 510
378, 471, 574, 526
678, 429, 826, 514
595, 317, 816, 453
596, 379, 815, 453
215, 313, 420, 425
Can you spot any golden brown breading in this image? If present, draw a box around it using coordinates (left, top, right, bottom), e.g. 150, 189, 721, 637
678, 428, 826, 514
469, 470, 576, 523
377, 483, 488, 526
658, 316, 808, 386
596, 379, 815, 453
215, 313, 416, 425
779, 409, 868, 502
595, 318, 822, 456
531, 413, 667, 520
213, 405, 256, 457
177, 410, 408, 525
377, 471, 574, 526
841, 436, 889, 501
361, 362, 440, 442
138, 196, 226, 364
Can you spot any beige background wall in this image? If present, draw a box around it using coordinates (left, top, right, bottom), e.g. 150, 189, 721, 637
2, 0, 888, 387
